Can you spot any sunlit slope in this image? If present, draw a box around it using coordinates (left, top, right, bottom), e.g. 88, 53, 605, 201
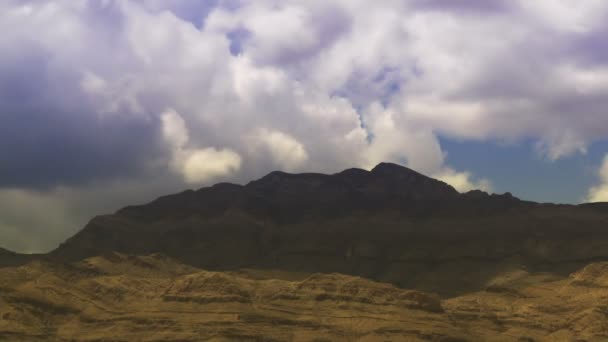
0, 253, 458, 342
2, 254, 608, 341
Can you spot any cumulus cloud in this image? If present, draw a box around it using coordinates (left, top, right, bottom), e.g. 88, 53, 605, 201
434, 168, 492, 193
249, 129, 309, 171
178, 149, 242, 184
2, 0, 608, 251
359, 104, 444, 174
586, 156, 608, 203
161, 109, 190, 149
161, 109, 241, 184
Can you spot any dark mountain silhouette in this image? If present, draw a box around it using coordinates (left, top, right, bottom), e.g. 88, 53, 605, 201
45, 162, 608, 295
0, 247, 32, 268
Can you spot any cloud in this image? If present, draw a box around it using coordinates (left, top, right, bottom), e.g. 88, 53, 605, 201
0, 189, 73, 253
359, 104, 444, 174
4, 0, 608, 186
250, 129, 309, 171
2, 0, 608, 251
410, 0, 514, 14
434, 168, 492, 193
178, 148, 242, 184
136, 0, 219, 27
161, 108, 190, 149
0, 175, 186, 253
586, 156, 608, 203
161, 109, 242, 184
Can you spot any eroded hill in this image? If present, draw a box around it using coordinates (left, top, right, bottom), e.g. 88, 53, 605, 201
2, 254, 608, 341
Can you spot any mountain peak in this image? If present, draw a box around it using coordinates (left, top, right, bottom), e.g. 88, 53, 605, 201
370, 162, 436, 183
368, 162, 459, 199
371, 162, 418, 175
245, 170, 330, 191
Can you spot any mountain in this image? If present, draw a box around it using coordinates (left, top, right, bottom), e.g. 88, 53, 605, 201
3, 162, 608, 341
50, 162, 608, 295
0, 247, 31, 268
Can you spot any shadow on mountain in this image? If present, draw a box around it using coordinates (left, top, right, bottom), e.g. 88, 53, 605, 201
0, 248, 38, 269
35, 163, 608, 297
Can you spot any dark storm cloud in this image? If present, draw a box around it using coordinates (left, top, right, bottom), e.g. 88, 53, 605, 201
0, 107, 162, 189
0, 43, 164, 189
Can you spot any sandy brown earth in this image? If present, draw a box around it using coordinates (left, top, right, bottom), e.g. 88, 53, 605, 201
1, 253, 608, 342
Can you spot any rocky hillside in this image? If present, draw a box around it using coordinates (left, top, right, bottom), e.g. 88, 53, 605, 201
2, 253, 608, 341
50, 163, 608, 296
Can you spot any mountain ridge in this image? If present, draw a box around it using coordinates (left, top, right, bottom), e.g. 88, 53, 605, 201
42, 162, 608, 297
114, 162, 521, 221
0, 247, 13, 254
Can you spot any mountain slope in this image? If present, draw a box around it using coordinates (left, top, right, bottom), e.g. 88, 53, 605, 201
0, 248, 12, 255
3, 254, 608, 341
0, 247, 32, 268
50, 163, 608, 296
0, 253, 460, 342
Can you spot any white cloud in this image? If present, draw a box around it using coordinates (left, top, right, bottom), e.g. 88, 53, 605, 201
586, 156, 608, 203
81, 71, 106, 95
519, 0, 608, 33
6, 0, 605, 173
161, 108, 190, 149
434, 168, 492, 193
359, 104, 444, 174
535, 131, 588, 161
251, 129, 309, 171
238, 5, 318, 65
161, 109, 242, 184
178, 148, 242, 184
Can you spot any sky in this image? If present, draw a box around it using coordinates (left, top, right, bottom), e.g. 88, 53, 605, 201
1, 0, 608, 253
